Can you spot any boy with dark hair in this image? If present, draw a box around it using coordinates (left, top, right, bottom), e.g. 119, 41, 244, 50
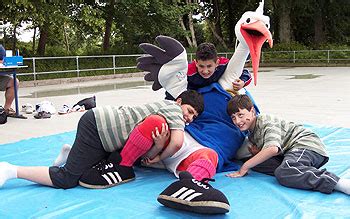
0, 90, 204, 189
226, 94, 350, 195
166, 42, 251, 100
187, 42, 251, 92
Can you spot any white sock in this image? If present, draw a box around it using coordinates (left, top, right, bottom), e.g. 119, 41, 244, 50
0, 162, 17, 187
334, 178, 350, 195
53, 144, 72, 166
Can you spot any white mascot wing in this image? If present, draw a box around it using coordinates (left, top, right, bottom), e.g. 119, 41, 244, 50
137, 36, 188, 99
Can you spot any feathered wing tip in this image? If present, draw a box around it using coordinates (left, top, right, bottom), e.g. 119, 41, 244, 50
256, 0, 264, 15
138, 35, 188, 97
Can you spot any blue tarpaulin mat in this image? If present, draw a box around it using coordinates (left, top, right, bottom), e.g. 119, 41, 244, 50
1, 125, 350, 218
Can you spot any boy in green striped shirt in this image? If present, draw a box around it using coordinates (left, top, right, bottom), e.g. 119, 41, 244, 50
225, 94, 350, 195
0, 90, 204, 189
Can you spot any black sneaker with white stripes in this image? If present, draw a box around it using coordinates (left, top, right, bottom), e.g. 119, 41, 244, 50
157, 171, 230, 214
79, 151, 135, 189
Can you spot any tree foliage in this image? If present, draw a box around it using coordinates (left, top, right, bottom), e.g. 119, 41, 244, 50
1, 0, 349, 57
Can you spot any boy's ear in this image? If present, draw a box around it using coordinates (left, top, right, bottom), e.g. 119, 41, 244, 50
250, 107, 255, 114
215, 58, 220, 66
176, 98, 182, 105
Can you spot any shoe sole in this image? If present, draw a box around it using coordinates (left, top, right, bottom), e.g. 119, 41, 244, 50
158, 195, 230, 214
78, 177, 135, 189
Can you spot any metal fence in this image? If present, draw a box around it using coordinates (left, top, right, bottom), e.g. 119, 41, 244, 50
18, 49, 350, 84
20, 54, 141, 82
214, 49, 350, 64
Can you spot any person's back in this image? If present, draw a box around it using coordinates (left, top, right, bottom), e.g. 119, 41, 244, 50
249, 114, 327, 157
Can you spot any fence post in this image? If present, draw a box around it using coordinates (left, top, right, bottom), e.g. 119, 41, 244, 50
32, 58, 37, 86
327, 50, 330, 63
76, 56, 80, 78
113, 55, 116, 75
293, 51, 296, 63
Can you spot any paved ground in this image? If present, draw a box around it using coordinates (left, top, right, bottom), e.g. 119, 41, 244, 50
0, 66, 349, 145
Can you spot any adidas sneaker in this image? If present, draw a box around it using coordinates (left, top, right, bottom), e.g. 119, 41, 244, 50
157, 171, 230, 214
79, 151, 135, 189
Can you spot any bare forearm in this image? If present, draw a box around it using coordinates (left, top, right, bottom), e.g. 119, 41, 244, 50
241, 146, 279, 170
159, 142, 181, 161
159, 129, 184, 161
145, 145, 163, 159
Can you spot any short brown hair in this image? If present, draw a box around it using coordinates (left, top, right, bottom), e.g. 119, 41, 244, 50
177, 90, 204, 116
227, 94, 254, 116
196, 43, 217, 61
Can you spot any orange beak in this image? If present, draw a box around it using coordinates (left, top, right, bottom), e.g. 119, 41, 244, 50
240, 20, 273, 85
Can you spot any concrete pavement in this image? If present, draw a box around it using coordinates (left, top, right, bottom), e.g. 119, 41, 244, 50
0, 66, 349, 145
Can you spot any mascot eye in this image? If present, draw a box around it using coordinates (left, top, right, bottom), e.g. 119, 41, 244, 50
246, 18, 251, 23
265, 24, 269, 28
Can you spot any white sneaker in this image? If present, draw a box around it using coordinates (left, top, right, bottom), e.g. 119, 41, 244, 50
21, 103, 34, 114
58, 104, 71, 115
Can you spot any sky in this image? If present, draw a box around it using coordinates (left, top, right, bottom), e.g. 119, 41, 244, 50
18, 26, 34, 42
2, 22, 34, 43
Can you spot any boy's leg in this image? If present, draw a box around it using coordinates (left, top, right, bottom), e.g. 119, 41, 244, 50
50, 110, 109, 189
78, 114, 168, 188
274, 148, 339, 194
1, 163, 53, 187
177, 148, 218, 181
119, 114, 167, 167
0, 111, 107, 189
242, 155, 283, 176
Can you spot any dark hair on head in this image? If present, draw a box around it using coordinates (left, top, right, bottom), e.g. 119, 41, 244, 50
196, 43, 217, 61
227, 94, 254, 116
177, 90, 204, 115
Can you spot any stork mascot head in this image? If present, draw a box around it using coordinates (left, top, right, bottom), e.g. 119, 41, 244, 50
236, 0, 273, 85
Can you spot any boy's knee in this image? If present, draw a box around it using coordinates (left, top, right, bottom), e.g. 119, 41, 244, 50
274, 163, 290, 186
49, 166, 79, 189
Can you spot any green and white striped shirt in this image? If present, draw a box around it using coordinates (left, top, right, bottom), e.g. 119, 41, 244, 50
248, 114, 328, 157
93, 100, 185, 152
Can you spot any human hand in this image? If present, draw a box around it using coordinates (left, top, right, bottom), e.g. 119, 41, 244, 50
142, 155, 161, 165
232, 79, 244, 91
225, 168, 249, 178
152, 123, 170, 150
248, 145, 260, 155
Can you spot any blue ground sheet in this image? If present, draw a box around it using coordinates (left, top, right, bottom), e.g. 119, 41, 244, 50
1, 125, 350, 218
